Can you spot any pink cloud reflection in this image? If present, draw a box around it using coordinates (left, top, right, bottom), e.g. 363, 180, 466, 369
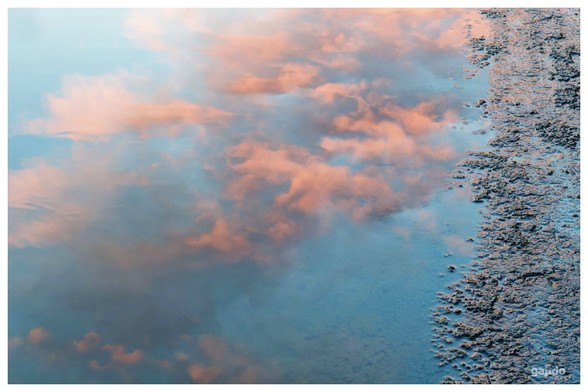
25, 74, 233, 140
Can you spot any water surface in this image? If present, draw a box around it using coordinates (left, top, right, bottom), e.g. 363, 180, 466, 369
9, 9, 490, 383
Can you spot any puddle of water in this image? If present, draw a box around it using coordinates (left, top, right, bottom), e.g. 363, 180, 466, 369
8, 9, 491, 383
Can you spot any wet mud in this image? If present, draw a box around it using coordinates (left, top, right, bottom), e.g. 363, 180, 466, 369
432, 9, 580, 384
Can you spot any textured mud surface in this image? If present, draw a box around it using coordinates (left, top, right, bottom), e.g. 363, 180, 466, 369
432, 9, 580, 384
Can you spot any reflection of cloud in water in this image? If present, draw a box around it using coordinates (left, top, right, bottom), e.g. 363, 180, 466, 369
9, 9, 491, 383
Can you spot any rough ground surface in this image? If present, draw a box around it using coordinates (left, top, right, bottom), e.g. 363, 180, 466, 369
431, 9, 580, 384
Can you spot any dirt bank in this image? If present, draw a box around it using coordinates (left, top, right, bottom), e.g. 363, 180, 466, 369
432, 8, 580, 384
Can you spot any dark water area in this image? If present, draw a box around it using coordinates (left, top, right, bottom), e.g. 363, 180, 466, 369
8, 9, 494, 383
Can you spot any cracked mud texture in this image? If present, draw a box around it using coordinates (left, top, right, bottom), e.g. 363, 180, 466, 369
432, 9, 579, 384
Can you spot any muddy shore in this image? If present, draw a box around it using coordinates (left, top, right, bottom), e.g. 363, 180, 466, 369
432, 9, 580, 384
